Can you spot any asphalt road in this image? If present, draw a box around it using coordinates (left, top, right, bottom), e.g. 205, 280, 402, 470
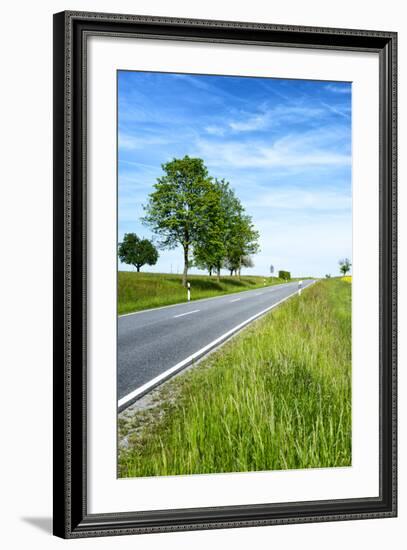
118, 279, 315, 409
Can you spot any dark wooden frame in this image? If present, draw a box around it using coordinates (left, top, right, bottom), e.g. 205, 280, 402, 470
53, 10, 397, 539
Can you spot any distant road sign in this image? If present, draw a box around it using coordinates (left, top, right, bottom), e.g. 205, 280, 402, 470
270, 265, 274, 274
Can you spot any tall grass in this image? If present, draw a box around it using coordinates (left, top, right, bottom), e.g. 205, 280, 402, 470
119, 279, 351, 477
118, 271, 288, 314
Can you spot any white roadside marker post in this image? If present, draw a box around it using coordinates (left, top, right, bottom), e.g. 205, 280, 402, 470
187, 281, 191, 302
298, 280, 303, 295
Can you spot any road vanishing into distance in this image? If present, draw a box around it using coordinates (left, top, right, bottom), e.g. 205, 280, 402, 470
118, 279, 315, 410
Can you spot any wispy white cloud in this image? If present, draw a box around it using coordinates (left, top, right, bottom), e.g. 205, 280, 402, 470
321, 102, 351, 119
223, 103, 341, 134
118, 132, 173, 151
205, 125, 226, 136
245, 187, 351, 211
325, 83, 352, 94
169, 73, 213, 91
194, 128, 351, 170
229, 112, 270, 132
166, 73, 248, 105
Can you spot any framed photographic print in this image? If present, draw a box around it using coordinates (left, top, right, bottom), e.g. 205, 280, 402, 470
53, 11, 397, 538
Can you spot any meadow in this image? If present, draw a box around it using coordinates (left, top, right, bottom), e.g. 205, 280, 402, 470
118, 271, 288, 314
119, 278, 352, 477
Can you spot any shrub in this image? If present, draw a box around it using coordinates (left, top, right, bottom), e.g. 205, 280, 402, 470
278, 270, 291, 281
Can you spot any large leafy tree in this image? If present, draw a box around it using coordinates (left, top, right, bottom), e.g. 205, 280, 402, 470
338, 258, 352, 275
118, 233, 158, 272
142, 156, 214, 286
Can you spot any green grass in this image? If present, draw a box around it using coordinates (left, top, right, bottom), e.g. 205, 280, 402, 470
119, 278, 351, 477
118, 271, 290, 314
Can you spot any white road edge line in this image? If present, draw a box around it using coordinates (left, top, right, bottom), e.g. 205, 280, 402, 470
173, 309, 200, 318
118, 281, 315, 410
230, 298, 241, 303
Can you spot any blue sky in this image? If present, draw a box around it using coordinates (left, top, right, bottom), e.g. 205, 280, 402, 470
118, 71, 352, 277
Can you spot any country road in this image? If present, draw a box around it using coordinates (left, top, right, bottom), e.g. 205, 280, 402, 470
118, 279, 315, 410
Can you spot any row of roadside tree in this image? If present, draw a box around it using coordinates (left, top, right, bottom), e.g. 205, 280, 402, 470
139, 155, 260, 287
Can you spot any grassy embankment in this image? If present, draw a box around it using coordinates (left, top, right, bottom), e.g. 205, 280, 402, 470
119, 278, 351, 477
118, 271, 290, 315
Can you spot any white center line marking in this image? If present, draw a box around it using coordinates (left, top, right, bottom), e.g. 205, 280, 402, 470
230, 298, 241, 303
173, 309, 200, 318
255, 292, 263, 296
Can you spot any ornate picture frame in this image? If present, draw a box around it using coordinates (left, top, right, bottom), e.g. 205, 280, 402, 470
53, 11, 397, 538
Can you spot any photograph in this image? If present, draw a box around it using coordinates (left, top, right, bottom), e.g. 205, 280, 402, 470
116, 70, 353, 479
50, 8, 397, 539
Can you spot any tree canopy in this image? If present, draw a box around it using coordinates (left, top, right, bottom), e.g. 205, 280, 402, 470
142, 156, 260, 284
142, 156, 216, 286
118, 233, 158, 272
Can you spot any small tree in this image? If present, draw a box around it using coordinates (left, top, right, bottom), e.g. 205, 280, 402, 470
240, 255, 254, 272
118, 233, 158, 272
338, 258, 351, 276
224, 213, 259, 279
325, 273, 332, 278
278, 270, 291, 281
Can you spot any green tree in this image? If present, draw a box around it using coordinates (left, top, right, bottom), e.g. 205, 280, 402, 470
224, 208, 260, 279
278, 270, 291, 281
339, 258, 352, 275
142, 156, 214, 286
118, 233, 158, 272
202, 181, 259, 278
192, 179, 228, 281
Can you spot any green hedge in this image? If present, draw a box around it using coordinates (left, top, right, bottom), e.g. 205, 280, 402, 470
278, 270, 291, 281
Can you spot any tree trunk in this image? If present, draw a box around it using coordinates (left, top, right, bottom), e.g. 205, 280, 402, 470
136, 265, 140, 272
229, 269, 233, 276
209, 268, 212, 277
182, 245, 188, 287
217, 267, 220, 282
